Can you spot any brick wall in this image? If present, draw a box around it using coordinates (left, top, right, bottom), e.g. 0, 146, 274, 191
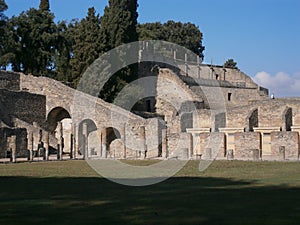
271, 132, 299, 160
234, 132, 261, 160
0, 89, 46, 125
0, 71, 20, 91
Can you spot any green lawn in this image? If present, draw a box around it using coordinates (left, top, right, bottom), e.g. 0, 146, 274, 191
1, 160, 300, 225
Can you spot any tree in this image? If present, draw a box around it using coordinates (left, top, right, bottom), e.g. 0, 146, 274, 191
98, 0, 139, 102
100, 0, 138, 50
0, 0, 8, 69
53, 20, 74, 84
224, 59, 238, 69
69, 7, 102, 87
8, 1, 57, 76
137, 21, 205, 60
39, 0, 50, 11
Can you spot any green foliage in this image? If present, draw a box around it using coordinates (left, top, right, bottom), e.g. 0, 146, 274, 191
8, 8, 58, 76
100, 0, 138, 50
224, 58, 238, 69
0, 0, 8, 69
39, 0, 50, 12
53, 20, 74, 84
137, 21, 205, 60
69, 7, 102, 87
98, 0, 139, 102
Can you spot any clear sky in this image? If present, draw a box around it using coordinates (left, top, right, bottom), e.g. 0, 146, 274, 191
4, 0, 300, 97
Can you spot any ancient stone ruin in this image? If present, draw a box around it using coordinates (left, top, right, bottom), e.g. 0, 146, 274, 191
1, 46, 300, 162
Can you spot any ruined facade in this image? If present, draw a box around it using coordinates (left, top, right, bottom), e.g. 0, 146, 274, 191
0, 47, 299, 162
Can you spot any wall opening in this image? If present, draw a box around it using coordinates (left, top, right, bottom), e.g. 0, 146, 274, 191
46, 107, 71, 132
78, 119, 98, 158
248, 109, 258, 132
284, 108, 293, 131
228, 93, 232, 101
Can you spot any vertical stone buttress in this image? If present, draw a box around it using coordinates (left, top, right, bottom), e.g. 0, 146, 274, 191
162, 129, 168, 158
82, 122, 88, 159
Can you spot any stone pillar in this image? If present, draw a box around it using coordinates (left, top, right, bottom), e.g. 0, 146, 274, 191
162, 129, 168, 158
279, 146, 286, 160
182, 148, 189, 159
43, 131, 49, 161
253, 149, 260, 161
101, 128, 107, 158
82, 122, 88, 159
57, 122, 63, 160
227, 149, 234, 160
10, 135, 17, 163
140, 126, 147, 159
185, 53, 188, 76
188, 133, 193, 159
197, 56, 201, 79
28, 132, 34, 161
205, 148, 212, 160
173, 50, 177, 62
74, 123, 78, 159
122, 125, 127, 159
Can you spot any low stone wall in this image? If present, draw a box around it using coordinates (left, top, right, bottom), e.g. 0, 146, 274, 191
271, 132, 299, 160
0, 127, 28, 158
234, 132, 261, 160
0, 71, 20, 91
0, 89, 46, 125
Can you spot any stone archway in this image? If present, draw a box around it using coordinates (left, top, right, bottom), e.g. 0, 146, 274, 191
78, 119, 99, 158
105, 127, 121, 158
46, 107, 71, 132
247, 109, 258, 132
46, 107, 71, 157
283, 108, 293, 131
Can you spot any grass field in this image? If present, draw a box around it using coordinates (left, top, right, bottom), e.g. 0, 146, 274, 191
1, 160, 300, 225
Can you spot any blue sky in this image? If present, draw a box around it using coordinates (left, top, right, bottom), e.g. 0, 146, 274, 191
4, 0, 300, 97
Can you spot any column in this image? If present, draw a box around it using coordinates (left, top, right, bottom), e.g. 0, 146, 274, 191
140, 126, 147, 159
185, 53, 188, 76
28, 132, 34, 161
122, 124, 127, 159
279, 146, 285, 160
11, 135, 17, 163
197, 56, 201, 79
43, 131, 49, 161
188, 133, 193, 158
101, 128, 107, 158
82, 122, 88, 159
74, 123, 79, 159
57, 122, 63, 160
161, 129, 168, 158
173, 50, 177, 62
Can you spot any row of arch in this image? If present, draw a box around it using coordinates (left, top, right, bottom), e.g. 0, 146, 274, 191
46, 107, 122, 159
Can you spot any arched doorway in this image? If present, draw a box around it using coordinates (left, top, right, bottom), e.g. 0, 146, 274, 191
247, 109, 258, 132
46, 107, 71, 156
46, 107, 71, 132
78, 119, 99, 158
104, 127, 121, 158
283, 108, 293, 131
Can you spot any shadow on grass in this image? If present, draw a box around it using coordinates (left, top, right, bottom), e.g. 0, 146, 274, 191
0, 176, 300, 225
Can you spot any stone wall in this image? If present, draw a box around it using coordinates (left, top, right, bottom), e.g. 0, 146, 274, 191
234, 132, 261, 160
0, 71, 20, 91
196, 132, 225, 159
0, 89, 46, 125
270, 132, 299, 160
0, 127, 27, 158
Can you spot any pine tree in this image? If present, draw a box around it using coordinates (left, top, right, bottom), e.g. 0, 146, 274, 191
9, 4, 57, 75
69, 7, 102, 87
100, 0, 138, 50
0, 0, 8, 69
99, 0, 139, 102
39, 0, 50, 11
